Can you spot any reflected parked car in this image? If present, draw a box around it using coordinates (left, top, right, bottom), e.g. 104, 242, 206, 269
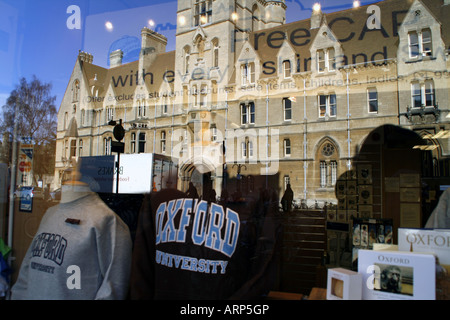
14, 186, 45, 200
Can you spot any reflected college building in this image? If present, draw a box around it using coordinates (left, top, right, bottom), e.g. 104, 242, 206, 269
55, 0, 450, 230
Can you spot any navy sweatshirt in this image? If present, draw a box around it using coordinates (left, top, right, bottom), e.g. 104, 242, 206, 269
130, 188, 282, 300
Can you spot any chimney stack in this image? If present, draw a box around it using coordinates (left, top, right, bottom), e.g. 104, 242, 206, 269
110, 49, 124, 68
311, 3, 323, 29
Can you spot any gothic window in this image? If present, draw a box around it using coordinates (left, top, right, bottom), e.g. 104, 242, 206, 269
73, 80, 80, 102
212, 39, 219, 68
194, 0, 212, 26
81, 109, 86, 126
64, 112, 69, 130
318, 141, 338, 188
184, 47, 191, 74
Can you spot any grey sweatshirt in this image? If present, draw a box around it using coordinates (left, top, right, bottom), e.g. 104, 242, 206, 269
11, 192, 132, 300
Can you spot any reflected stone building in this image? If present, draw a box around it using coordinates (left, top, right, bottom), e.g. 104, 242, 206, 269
55, 0, 450, 222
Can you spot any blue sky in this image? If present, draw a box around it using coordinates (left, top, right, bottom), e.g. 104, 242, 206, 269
0, 0, 379, 110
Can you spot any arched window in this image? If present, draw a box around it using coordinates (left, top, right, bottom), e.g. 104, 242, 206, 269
184, 46, 190, 74
318, 140, 339, 188
73, 80, 80, 102
212, 38, 219, 68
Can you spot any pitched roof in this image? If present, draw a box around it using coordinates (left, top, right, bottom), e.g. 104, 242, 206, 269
248, 0, 449, 75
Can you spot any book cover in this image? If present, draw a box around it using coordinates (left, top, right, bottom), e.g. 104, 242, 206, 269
358, 249, 436, 300
398, 228, 450, 299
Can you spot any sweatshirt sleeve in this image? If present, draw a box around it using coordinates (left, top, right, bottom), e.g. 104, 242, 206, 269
10, 245, 32, 300
94, 213, 133, 300
129, 194, 155, 299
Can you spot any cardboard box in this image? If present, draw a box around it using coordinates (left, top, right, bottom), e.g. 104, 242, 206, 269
327, 268, 362, 300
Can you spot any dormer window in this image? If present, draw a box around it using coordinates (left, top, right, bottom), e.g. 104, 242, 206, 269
241, 62, 255, 86
317, 48, 335, 73
409, 28, 432, 59
283, 60, 291, 78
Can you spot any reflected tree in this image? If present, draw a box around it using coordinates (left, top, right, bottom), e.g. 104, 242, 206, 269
0, 75, 57, 184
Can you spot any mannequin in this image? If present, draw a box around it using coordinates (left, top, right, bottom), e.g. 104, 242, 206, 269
60, 165, 92, 204
11, 160, 132, 300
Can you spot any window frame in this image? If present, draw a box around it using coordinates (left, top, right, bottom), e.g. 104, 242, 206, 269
317, 47, 335, 73
284, 139, 291, 157
283, 98, 292, 121
367, 88, 379, 113
318, 94, 337, 118
411, 80, 435, 108
408, 28, 433, 59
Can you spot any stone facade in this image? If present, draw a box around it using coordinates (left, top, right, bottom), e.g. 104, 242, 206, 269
55, 0, 450, 212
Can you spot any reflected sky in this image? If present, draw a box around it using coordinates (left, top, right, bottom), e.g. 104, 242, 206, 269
0, 0, 379, 109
